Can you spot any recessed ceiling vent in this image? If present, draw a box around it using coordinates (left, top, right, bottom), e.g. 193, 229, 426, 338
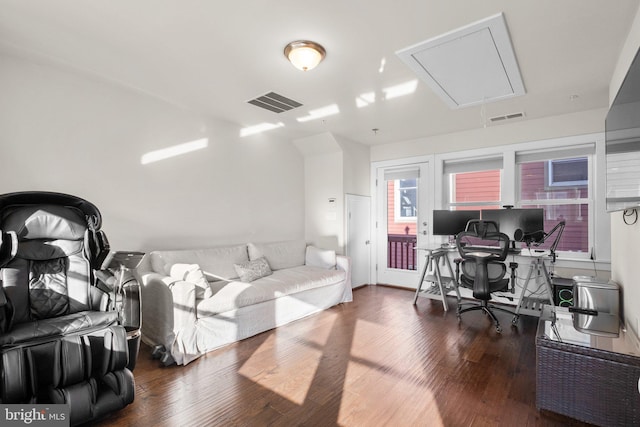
489, 112, 525, 123
396, 13, 525, 109
247, 92, 302, 113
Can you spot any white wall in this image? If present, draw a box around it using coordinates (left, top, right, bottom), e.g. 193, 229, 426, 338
0, 51, 305, 251
335, 135, 370, 197
293, 132, 370, 254
609, 5, 640, 338
371, 108, 607, 162
304, 150, 344, 253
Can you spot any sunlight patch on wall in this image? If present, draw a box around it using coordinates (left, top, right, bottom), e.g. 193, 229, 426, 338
383, 79, 418, 100
141, 138, 208, 165
240, 122, 285, 137
296, 104, 340, 123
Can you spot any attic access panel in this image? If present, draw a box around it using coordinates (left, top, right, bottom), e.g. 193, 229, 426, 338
396, 13, 525, 109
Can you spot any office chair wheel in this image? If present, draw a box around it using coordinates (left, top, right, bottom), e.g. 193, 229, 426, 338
511, 316, 519, 326
496, 325, 502, 333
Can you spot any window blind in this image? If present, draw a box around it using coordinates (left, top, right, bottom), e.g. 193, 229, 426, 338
383, 166, 420, 181
515, 143, 595, 163
443, 157, 503, 174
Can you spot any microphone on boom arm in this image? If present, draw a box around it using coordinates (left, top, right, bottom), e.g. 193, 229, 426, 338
513, 228, 545, 244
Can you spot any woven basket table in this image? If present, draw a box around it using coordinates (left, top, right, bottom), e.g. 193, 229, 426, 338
536, 307, 640, 426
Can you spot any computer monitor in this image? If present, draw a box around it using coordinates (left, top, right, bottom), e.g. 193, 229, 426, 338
481, 208, 545, 242
432, 210, 481, 237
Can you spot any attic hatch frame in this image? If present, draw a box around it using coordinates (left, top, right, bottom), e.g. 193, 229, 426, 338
396, 12, 526, 109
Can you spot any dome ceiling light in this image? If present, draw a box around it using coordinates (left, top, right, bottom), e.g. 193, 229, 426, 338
284, 40, 326, 71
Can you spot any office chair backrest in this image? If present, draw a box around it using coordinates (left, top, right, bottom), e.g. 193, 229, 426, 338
457, 220, 509, 261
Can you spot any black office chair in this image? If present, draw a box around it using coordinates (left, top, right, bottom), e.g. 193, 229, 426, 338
0, 191, 137, 425
455, 220, 515, 333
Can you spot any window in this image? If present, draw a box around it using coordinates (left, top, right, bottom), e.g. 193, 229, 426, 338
395, 178, 417, 221
444, 157, 503, 211
547, 158, 588, 187
436, 138, 602, 262
517, 152, 593, 255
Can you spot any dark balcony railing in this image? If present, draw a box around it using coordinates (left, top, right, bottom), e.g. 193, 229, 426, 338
387, 234, 417, 270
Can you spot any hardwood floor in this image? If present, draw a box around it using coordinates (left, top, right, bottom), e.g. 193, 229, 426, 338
94, 286, 591, 426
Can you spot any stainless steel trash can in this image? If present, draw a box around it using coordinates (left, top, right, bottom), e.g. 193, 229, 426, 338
571, 276, 620, 337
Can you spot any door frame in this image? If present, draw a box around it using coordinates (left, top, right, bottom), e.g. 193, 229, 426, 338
370, 155, 437, 288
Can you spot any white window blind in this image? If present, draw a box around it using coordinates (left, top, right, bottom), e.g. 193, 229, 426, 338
515, 143, 595, 163
443, 157, 503, 174
384, 166, 420, 181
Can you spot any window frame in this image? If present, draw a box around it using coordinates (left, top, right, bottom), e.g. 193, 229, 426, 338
433, 133, 609, 267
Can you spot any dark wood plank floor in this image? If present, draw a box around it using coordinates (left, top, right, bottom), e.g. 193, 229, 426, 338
93, 286, 591, 426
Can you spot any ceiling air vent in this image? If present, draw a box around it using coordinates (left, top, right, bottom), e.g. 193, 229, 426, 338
489, 112, 525, 123
247, 92, 302, 113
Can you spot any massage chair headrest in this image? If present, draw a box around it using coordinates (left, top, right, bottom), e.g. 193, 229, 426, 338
2, 205, 87, 241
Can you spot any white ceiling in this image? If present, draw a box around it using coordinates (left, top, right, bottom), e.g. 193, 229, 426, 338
0, 0, 638, 146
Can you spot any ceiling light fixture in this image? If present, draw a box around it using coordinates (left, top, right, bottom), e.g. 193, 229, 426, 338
284, 40, 326, 71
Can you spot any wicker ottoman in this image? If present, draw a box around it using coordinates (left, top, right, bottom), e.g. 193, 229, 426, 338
536, 308, 640, 426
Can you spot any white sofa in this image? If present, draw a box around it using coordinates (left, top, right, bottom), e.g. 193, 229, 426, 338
139, 240, 352, 365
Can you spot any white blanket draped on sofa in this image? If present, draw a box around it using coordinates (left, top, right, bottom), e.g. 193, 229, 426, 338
139, 240, 352, 365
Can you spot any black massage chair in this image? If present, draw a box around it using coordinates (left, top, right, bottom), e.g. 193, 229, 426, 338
0, 191, 139, 425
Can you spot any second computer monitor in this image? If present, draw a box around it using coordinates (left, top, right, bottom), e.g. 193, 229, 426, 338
481, 208, 544, 242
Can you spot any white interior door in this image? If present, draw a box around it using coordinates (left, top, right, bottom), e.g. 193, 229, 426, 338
375, 162, 432, 288
346, 194, 371, 287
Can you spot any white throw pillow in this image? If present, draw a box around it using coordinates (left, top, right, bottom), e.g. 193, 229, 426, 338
305, 246, 337, 269
168, 263, 213, 299
247, 240, 306, 270
234, 257, 272, 282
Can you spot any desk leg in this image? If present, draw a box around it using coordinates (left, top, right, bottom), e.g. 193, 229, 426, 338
433, 261, 448, 311
513, 258, 555, 324
541, 261, 555, 306
513, 261, 536, 323
413, 254, 432, 304
444, 255, 461, 302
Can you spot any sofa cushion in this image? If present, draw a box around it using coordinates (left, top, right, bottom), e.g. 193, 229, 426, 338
305, 246, 336, 269
150, 244, 249, 281
168, 263, 212, 299
247, 240, 306, 270
196, 265, 346, 317
233, 257, 272, 282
